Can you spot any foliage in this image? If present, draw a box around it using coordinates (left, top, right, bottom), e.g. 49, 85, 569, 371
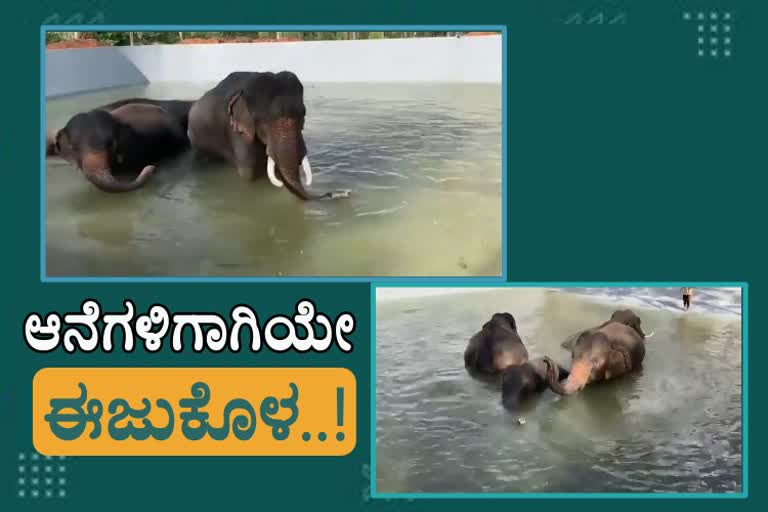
44, 31, 487, 46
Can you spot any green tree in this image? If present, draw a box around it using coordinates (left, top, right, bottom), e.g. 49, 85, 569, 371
45, 31, 479, 46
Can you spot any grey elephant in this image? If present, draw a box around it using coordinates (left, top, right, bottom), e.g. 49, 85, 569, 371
187, 71, 349, 200
544, 309, 653, 395
46, 98, 193, 192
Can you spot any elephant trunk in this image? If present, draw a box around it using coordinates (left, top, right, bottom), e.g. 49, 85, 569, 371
82, 166, 156, 193
270, 138, 314, 200
544, 357, 589, 395
80, 151, 155, 193
268, 119, 348, 201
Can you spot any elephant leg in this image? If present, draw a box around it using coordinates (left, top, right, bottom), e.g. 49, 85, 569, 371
231, 137, 266, 181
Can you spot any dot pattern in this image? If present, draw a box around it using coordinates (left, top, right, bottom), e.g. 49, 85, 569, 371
683, 11, 733, 58
16, 452, 68, 499
301, 431, 347, 442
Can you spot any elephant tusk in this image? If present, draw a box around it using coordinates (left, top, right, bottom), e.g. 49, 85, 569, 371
266, 157, 283, 187
645, 331, 655, 339
301, 156, 313, 186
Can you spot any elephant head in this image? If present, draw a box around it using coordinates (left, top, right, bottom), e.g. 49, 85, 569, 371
464, 312, 529, 376
609, 309, 649, 338
544, 332, 631, 395
500, 361, 542, 410
502, 357, 570, 410
47, 110, 154, 193
226, 71, 325, 200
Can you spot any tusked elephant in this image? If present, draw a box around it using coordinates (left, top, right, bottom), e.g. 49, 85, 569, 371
560, 309, 652, 351
544, 309, 652, 395
46, 98, 193, 192
187, 71, 349, 201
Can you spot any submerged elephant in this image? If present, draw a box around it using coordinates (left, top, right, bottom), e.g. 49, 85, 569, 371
501, 357, 569, 411
560, 309, 651, 351
46, 98, 193, 192
187, 71, 349, 200
464, 313, 529, 377
544, 309, 650, 395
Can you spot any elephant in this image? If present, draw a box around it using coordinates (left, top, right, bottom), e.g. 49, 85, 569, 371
101, 98, 195, 133
560, 308, 652, 351
544, 309, 650, 395
46, 98, 193, 192
501, 357, 570, 411
464, 312, 529, 377
186, 71, 349, 200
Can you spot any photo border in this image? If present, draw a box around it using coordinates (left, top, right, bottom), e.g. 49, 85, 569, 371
40, 24, 507, 283
370, 282, 749, 499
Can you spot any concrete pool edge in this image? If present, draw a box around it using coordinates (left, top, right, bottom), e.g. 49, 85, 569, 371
45, 36, 502, 98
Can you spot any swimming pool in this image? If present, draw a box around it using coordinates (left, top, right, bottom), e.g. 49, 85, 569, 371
44, 82, 502, 277
376, 287, 743, 493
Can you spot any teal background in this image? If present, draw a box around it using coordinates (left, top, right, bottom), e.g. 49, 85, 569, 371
2, 0, 764, 510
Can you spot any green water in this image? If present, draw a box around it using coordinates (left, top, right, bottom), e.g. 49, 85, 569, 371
376, 287, 742, 493
45, 82, 502, 277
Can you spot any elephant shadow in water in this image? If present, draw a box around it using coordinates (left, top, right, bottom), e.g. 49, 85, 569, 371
179, 175, 317, 276
61, 148, 199, 243
547, 366, 636, 430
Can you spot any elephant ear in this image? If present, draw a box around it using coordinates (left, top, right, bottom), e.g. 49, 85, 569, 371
490, 312, 516, 331
610, 343, 631, 371
55, 130, 71, 155
111, 122, 135, 165
46, 130, 60, 156
560, 330, 584, 351
630, 316, 646, 338
227, 90, 257, 142
500, 312, 517, 331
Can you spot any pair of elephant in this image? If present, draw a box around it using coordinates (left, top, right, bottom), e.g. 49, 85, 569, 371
464, 309, 653, 410
46, 71, 348, 200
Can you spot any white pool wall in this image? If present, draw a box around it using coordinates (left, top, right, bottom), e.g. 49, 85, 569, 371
45, 35, 502, 98
46, 47, 150, 97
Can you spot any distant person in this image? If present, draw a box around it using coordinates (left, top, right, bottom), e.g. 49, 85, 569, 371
681, 287, 693, 310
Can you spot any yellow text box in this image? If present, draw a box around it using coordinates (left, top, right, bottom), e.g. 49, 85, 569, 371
33, 368, 356, 456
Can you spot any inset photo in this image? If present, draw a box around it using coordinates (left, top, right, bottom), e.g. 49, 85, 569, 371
43, 29, 504, 279
374, 286, 745, 495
